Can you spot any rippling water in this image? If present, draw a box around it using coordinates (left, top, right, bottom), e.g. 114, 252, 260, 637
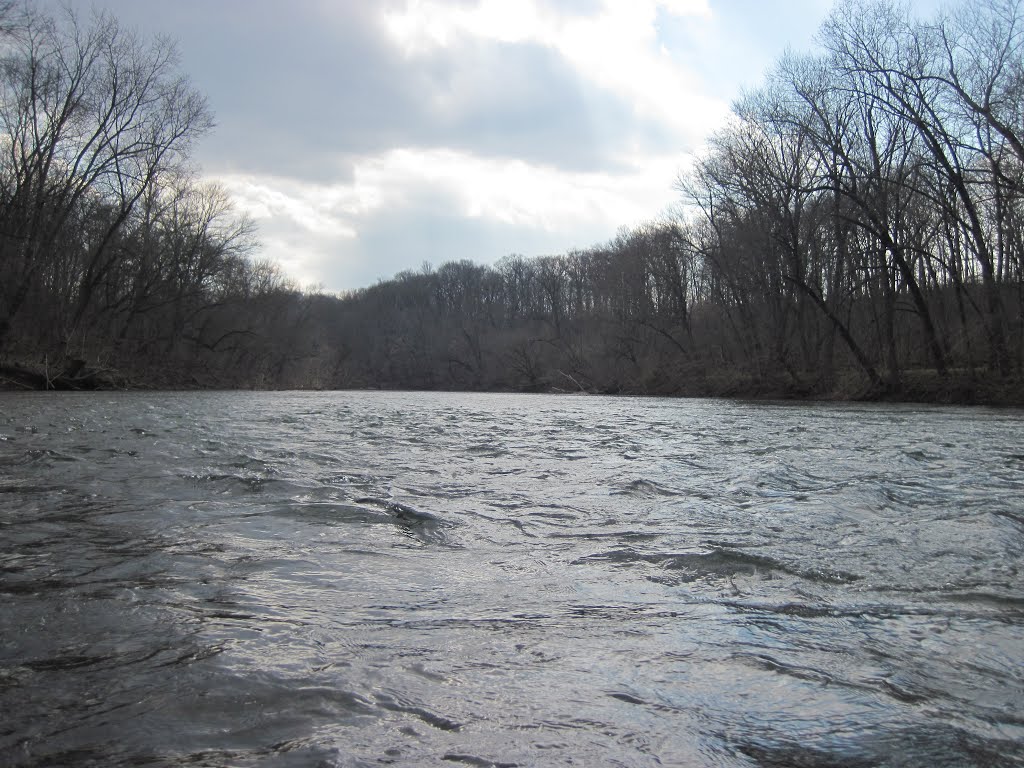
1, 391, 1023, 767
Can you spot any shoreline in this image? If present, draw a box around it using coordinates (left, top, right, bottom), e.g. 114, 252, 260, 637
2, 359, 1021, 407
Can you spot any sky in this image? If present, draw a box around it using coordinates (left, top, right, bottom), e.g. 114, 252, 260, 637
52, 0, 945, 293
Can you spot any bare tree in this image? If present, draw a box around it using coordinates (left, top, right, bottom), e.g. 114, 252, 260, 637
0, 3, 212, 360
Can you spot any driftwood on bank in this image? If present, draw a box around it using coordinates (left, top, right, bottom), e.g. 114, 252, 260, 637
0, 360, 128, 391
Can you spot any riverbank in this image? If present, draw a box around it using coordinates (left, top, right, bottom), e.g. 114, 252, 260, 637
663, 368, 1024, 407
2, 356, 1021, 406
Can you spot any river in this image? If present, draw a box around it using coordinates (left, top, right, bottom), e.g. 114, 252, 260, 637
1, 391, 1022, 766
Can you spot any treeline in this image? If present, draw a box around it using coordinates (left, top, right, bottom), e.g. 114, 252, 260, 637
679, 0, 1024, 396
321, 0, 1024, 401
0, 2, 313, 389
325, 233, 701, 393
3, 0, 1022, 401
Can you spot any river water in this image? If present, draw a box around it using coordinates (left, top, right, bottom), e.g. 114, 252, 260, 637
1, 391, 1022, 767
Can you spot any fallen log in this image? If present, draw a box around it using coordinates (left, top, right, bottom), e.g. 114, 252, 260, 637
0, 361, 127, 391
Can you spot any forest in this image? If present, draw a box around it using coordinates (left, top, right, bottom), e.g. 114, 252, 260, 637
1, 0, 1022, 403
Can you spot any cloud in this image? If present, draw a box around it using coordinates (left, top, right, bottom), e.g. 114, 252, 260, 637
89, 0, 681, 179
381, 0, 724, 151
214, 144, 687, 288
162, 0, 729, 290
53, 0, 846, 292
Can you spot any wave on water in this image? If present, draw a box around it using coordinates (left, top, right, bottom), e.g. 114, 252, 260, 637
573, 546, 862, 585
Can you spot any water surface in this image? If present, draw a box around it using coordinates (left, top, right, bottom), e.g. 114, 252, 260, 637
1, 391, 1023, 766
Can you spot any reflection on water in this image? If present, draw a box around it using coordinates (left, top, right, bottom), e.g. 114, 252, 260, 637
1, 391, 1023, 766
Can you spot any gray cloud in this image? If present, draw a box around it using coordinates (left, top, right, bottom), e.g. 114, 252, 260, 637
408, 38, 672, 171
72, 0, 671, 179
45, 0, 850, 291
323, 206, 596, 291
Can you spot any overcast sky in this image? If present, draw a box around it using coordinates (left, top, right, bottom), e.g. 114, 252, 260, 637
56, 0, 945, 292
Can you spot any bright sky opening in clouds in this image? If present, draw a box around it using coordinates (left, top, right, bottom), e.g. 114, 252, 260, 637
45, 0, 945, 292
